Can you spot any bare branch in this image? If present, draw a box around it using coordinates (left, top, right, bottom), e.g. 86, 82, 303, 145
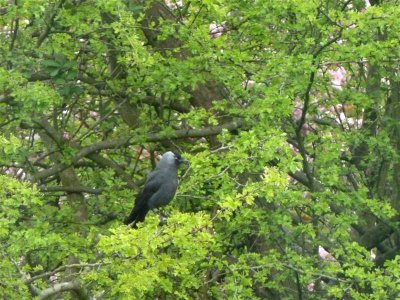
9, 16, 19, 52
33, 120, 244, 181
38, 281, 90, 300
147, 119, 244, 141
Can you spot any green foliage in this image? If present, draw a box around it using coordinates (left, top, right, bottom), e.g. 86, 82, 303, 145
12, 81, 63, 120
93, 212, 214, 298
0, 176, 42, 298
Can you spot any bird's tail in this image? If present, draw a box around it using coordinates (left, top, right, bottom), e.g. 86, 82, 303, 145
124, 206, 150, 228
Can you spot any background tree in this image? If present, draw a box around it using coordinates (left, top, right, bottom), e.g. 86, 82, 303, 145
0, 0, 399, 298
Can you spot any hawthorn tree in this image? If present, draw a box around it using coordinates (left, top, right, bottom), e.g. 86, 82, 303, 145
1, 0, 400, 299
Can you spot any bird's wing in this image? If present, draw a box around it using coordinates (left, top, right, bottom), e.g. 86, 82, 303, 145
124, 171, 161, 225
134, 171, 160, 206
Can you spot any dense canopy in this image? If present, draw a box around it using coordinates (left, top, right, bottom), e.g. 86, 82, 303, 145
1, 0, 400, 298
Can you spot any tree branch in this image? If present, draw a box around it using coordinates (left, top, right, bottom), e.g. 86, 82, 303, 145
9, 15, 19, 52
143, 96, 190, 113
9, 256, 41, 297
36, 0, 66, 48
147, 119, 244, 141
359, 222, 396, 250
87, 153, 137, 189
375, 246, 400, 266
26, 262, 109, 284
39, 185, 103, 194
33, 120, 244, 181
38, 281, 90, 300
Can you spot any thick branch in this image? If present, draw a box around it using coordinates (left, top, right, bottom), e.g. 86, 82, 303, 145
32, 137, 131, 181
359, 222, 396, 250
375, 246, 400, 266
9, 17, 19, 51
33, 120, 244, 181
38, 281, 89, 300
289, 170, 314, 189
143, 96, 190, 113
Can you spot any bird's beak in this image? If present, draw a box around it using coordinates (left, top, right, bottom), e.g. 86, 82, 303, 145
179, 158, 189, 165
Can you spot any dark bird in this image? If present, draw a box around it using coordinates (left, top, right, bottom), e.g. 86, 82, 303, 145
124, 151, 188, 227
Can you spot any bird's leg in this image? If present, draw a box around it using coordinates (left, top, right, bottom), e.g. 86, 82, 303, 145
150, 207, 161, 215
154, 209, 170, 225
160, 210, 170, 218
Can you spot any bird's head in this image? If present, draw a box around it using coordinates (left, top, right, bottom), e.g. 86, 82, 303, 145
173, 152, 189, 166
159, 151, 188, 168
